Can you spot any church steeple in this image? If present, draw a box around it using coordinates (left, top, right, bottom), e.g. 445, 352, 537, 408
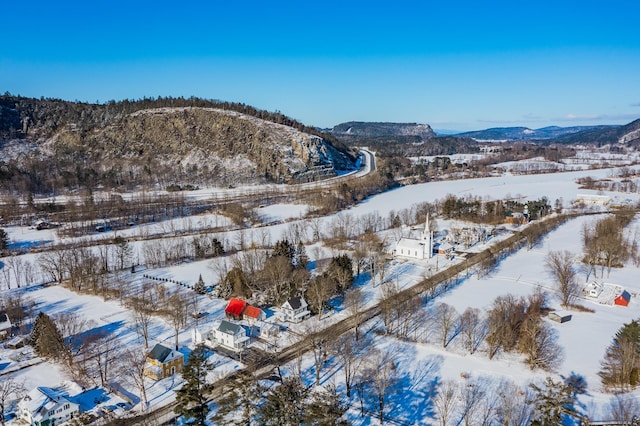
422, 213, 430, 240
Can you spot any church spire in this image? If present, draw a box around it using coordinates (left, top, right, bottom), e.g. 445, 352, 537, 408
422, 213, 430, 240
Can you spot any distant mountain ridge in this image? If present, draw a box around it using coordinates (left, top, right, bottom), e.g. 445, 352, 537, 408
329, 121, 476, 156
456, 125, 617, 141
331, 121, 436, 139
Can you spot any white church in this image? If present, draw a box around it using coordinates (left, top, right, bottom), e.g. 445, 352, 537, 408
393, 216, 433, 260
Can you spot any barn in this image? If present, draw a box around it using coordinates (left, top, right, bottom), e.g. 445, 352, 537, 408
614, 290, 631, 307
224, 298, 247, 320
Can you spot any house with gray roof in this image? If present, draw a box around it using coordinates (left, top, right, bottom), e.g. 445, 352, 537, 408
144, 343, 184, 380
279, 297, 310, 323
211, 320, 249, 350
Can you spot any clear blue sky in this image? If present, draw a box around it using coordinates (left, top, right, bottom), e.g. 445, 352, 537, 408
2, 0, 639, 131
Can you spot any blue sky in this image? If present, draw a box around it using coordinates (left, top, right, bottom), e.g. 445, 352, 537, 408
2, 1, 639, 131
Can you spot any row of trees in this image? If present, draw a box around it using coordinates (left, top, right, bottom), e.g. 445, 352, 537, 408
378, 285, 563, 371
441, 195, 551, 223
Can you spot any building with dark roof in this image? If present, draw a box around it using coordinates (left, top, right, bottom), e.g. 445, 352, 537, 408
144, 343, 184, 380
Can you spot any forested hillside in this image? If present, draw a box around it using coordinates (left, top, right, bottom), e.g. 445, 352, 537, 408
0, 95, 357, 194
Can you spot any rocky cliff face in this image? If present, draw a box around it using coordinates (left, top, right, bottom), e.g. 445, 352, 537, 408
0, 97, 357, 190
45, 107, 354, 184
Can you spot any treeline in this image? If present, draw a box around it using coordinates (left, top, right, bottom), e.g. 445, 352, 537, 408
440, 195, 552, 223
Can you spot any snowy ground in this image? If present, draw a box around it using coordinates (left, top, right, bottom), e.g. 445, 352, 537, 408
3, 166, 640, 423
290, 215, 640, 424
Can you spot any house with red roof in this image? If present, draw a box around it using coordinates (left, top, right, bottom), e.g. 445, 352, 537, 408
224, 298, 247, 320
243, 305, 266, 322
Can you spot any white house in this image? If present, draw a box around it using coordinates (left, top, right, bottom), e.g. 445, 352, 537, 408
18, 386, 80, 426
279, 297, 311, 323
394, 215, 433, 260
0, 311, 11, 340
585, 281, 603, 298
211, 320, 249, 350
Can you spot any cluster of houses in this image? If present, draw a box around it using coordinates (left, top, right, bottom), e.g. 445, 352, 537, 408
143, 296, 311, 382
0, 293, 313, 425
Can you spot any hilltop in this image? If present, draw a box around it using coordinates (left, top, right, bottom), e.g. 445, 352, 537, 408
0, 96, 357, 193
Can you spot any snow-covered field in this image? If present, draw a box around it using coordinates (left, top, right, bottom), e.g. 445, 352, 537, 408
2, 165, 640, 424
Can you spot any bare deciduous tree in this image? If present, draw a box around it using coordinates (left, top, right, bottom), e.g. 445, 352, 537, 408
131, 294, 154, 349
305, 275, 334, 320
164, 291, 188, 350
304, 323, 328, 386
344, 287, 366, 341
432, 303, 460, 348
434, 380, 459, 426
495, 381, 535, 426
332, 331, 365, 398
0, 377, 25, 426
456, 378, 488, 426
545, 250, 579, 306
459, 307, 487, 355
119, 347, 149, 410
364, 348, 398, 424
517, 316, 563, 371
607, 393, 640, 425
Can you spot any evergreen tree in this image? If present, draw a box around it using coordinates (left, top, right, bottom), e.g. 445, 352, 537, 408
213, 370, 264, 425
174, 346, 214, 424
211, 238, 224, 257
327, 254, 354, 293
530, 377, 581, 425
294, 241, 308, 269
304, 384, 349, 426
256, 377, 308, 426
194, 274, 206, 295
30, 312, 65, 360
0, 229, 8, 251
271, 239, 295, 262
599, 320, 640, 391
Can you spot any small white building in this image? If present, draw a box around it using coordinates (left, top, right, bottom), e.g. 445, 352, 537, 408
279, 297, 311, 323
18, 386, 80, 426
0, 311, 11, 340
394, 215, 433, 260
585, 281, 603, 298
211, 320, 249, 350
